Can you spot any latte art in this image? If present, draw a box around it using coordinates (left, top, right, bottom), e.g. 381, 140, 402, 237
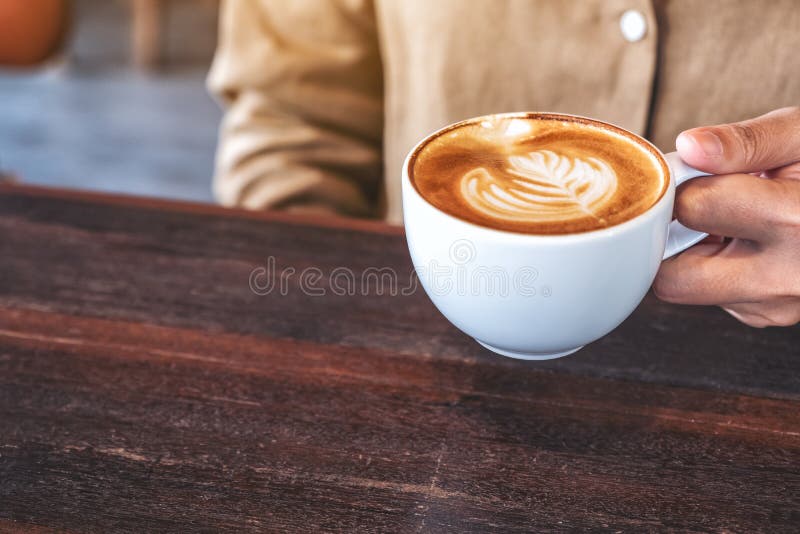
461, 150, 618, 224
410, 113, 668, 235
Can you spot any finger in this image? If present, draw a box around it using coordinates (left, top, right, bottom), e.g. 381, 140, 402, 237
676, 106, 800, 175
700, 234, 726, 245
764, 161, 800, 181
723, 300, 800, 328
653, 240, 764, 305
722, 306, 767, 328
673, 172, 783, 241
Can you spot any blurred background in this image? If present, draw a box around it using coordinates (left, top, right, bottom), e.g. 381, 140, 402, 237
0, 0, 220, 202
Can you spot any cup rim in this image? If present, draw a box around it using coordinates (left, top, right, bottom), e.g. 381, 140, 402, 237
402, 111, 674, 243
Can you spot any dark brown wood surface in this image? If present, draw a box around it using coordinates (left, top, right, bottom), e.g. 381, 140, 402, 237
1, 184, 798, 533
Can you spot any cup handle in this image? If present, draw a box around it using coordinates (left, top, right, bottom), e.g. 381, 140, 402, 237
662, 151, 711, 260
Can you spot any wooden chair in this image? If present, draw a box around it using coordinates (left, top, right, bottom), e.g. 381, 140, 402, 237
131, 0, 161, 70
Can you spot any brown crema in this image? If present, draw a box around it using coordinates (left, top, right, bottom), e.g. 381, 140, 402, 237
409, 113, 669, 234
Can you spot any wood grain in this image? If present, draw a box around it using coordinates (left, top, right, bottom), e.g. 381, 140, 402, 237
0, 185, 798, 532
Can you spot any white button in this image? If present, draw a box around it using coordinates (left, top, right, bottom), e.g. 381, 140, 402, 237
620, 9, 647, 42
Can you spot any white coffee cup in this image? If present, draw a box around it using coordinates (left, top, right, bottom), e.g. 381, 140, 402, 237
402, 112, 709, 360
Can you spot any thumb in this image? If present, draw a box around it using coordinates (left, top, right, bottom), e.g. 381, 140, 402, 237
675, 106, 800, 175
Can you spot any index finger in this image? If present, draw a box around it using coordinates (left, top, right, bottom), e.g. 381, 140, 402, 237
673, 172, 787, 242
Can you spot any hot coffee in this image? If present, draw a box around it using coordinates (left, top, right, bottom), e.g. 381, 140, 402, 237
409, 113, 668, 234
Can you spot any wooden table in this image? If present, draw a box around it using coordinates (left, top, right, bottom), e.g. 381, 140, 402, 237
1, 184, 798, 533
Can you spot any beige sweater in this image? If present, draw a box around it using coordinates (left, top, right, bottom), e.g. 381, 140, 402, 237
208, 0, 800, 224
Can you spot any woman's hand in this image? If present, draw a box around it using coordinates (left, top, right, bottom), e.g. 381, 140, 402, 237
654, 106, 800, 327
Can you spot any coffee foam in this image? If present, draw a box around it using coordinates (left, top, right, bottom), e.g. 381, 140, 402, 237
462, 149, 619, 224
410, 114, 667, 235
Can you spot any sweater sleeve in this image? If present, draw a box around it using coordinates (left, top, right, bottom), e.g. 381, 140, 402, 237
207, 0, 383, 217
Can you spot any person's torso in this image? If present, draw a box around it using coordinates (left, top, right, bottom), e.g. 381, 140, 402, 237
375, 0, 800, 223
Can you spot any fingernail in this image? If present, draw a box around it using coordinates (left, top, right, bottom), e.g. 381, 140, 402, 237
687, 130, 723, 157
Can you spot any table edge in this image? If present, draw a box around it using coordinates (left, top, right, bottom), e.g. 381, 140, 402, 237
0, 183, 405, 236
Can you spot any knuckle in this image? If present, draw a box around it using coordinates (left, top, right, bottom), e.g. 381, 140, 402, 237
768, 181, 800, 231
727, 122, 765, 167
767, 105, 800, 121
781, 105, 800, 118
